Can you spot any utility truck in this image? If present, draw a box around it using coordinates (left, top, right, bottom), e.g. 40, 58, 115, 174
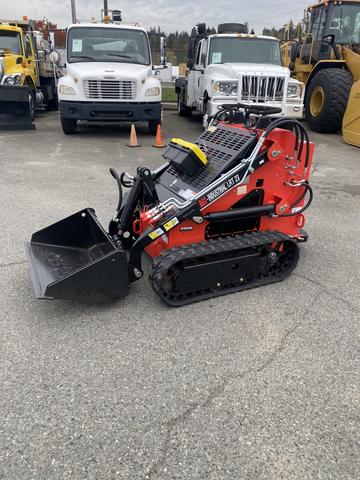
175, 23, 305, 125
59, 19, 164, 134
0, 17, 59, 129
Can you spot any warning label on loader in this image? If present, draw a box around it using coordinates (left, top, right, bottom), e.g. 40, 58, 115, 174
164, 217, 179, 232
149, 228, 164, 240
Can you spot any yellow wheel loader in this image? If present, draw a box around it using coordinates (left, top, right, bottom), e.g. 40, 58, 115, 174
282, 1, 360, 147
0, 18, 59, 129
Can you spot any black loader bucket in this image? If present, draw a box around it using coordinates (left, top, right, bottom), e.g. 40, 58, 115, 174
25, 209, 129, 301
0, 85, 34, 130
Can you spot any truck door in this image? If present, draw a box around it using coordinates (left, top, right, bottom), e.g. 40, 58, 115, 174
193, 39, 208, 109
23, 33, 38, 86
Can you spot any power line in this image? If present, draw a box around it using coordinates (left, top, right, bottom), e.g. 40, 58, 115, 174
247, 5, 307, 25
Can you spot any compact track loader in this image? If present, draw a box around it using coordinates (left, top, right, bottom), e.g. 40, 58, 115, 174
26, 105, 314, 306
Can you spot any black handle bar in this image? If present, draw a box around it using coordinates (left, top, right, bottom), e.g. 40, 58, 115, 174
219, 103, 282, 116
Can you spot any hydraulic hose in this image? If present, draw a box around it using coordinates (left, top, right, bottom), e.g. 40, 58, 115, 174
109, 168, 123, 212
278, 182, 313, 217
263, 117, 310, 168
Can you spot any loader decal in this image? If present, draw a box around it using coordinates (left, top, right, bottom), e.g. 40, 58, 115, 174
164, 217, 180, 232
199, 173, 243, 208
149, 228, 165, 240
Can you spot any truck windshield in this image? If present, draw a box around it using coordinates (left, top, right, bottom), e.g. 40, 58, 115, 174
328, 4, 360, 44
68, 27, 150, 65
209, 38, 282, 65
0, 30, 22, 54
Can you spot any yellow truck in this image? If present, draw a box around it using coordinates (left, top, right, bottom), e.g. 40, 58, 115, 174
0, 18, 59, 129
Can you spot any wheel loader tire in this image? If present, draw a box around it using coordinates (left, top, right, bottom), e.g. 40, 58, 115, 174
305, 68, 353, 133
61, 116, 77, 135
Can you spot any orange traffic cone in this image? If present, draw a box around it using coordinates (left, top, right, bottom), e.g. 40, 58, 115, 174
153, 124, 166, 148
128, 124, 140, 147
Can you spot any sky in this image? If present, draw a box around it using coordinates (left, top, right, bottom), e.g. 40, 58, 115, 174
1, 0, 311, 33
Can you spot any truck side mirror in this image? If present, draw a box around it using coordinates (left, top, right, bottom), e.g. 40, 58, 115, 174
49, 51, 59, 64
322, 34, 340, 59
200, 53, 206, 66
323, 34, 335, 45
160, 36, 167, 67
152, 64, 167, 71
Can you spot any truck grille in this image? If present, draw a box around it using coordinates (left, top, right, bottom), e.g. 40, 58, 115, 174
83, 80, 136, 100
241, 76, 285, 103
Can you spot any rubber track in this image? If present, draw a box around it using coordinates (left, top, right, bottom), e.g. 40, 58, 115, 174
150, 230, 299, 307
306, 69, 353, 133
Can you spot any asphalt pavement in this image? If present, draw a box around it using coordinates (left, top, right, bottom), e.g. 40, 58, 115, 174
0, 111, 359, 479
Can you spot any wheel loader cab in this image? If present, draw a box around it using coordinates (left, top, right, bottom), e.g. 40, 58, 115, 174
300, 9, 330, 63
300, 2, 360, 65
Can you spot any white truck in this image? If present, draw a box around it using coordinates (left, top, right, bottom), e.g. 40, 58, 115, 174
175, 24, 305, 125
58, 22, 163, 134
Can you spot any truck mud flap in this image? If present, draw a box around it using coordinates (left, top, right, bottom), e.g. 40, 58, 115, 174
25, 209, 129, 301
0, 85, 35, 130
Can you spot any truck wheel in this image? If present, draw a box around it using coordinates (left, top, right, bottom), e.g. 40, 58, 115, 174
305, 69, 353, 133
46, 96, 59, 111
148, 120, 160, 135
177, 94, 191, 117
61, 116, 77, 135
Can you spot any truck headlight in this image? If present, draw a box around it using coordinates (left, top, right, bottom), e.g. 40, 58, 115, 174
287, 83, 302, 98
59, 85, 76, 95
145, 87, 160, 97
2, 74, 24, 86
213, 81, 238, 96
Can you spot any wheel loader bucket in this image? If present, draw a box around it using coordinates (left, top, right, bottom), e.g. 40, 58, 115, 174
343, 79, 360, 148
0, 85, 35, 130
25, 209, 129, 301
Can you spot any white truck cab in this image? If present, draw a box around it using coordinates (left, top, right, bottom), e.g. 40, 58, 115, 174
58, 23, 162, 134
176, 25, 305, 124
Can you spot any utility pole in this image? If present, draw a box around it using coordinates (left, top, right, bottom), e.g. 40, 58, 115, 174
71, 0, 77, 23
104, 0, 109, 17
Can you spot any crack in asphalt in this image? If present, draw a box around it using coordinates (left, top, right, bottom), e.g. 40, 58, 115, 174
145, 293, 323, 479
0, 260, 27, 269
294, 272, 359, 313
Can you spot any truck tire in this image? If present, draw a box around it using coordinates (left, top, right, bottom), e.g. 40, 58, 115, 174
305, 68, 353, 133
148, 120, 160, 135
177, 94, 191, 117
45, 96, 59, 111
217, 23, 247, 34
61, 116, 77, 135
